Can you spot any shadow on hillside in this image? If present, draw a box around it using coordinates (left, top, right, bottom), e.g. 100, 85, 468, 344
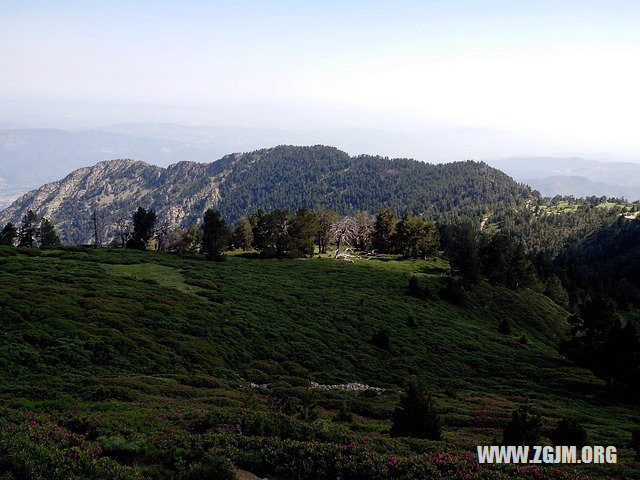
421, 266, 449, 275
235, 252, 262, 259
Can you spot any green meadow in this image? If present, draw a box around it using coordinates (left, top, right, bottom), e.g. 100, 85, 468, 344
0, 246, 638, 479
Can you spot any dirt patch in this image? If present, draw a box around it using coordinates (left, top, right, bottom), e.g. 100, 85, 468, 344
236, 469, 268, 480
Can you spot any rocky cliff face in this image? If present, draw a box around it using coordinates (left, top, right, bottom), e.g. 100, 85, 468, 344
0, 145, 532, 245
0, 157, 233, 244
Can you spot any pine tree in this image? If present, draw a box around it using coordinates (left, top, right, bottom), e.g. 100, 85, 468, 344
370, 328, 390, 348
391, 380, 442, 440
502, 405, 541, 446
407, 275, 423, 298
550, 418, 588, 447
176, 224, 201, 253
253, 209, 290, 258
289, 207, 317, 257
0, 222, 17, 246
632, 429, 640, 461
201, 208, 230, 261
18, 210, 39, 247
444, 223, 481, 285
372, 208, 396, 253
395, 214, 439, 258
498, 319, 512, 335
232, 216, 254, 251
439, 277, 467, 306
543, 275, 569, 308
126, 207, 156, 250
38, 218, 60, 246
314, 207, 339, 254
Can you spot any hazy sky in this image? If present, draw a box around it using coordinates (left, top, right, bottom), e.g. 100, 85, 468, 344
1, 0, 640, 159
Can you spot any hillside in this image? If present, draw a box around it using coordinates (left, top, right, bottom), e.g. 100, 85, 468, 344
0, 145, 533, 244
1, 246, 639, 479
557, 216, 640, 305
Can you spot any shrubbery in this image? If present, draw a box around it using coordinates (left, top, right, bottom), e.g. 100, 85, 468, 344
370, 329, 390, 349
497, 319, 511, 335
502, 405, 541, 446
0, 414, 143, 480
550, 418, 588, 447
439, 278, 467, 306
391, 380, 442, 440
334, 403, 354, 423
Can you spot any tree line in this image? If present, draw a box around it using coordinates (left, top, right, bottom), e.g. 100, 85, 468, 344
0, 210, 60, 248
83, 205, 441, 262
534, 216, 640, 397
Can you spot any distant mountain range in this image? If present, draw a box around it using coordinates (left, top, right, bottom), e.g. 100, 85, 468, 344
0, 145, 531, 244
521, 175, 640, 200
0, 124, 420, 207
0, 124, 294, 208
0, 125, 252, 184
1, 126, 639, 214
486, 157, 640, 200
1, 123, 464, 186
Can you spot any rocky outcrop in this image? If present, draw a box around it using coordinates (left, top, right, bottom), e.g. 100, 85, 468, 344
0, 158, 234, 244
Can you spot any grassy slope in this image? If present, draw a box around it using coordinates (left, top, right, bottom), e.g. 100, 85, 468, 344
0, 246, 638, 478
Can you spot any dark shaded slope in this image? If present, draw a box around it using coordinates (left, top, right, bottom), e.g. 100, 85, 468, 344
558, 216, 640, 305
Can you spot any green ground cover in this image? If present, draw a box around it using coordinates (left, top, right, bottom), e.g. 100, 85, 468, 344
0, 246, 638, 479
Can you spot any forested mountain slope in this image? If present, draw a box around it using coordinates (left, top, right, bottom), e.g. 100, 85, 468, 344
557, 216, 640, 305
0, 145, 533, 244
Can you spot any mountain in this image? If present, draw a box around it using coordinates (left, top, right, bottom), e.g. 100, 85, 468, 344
0, 145, 532, 244
0, 125, 441, 208
1, 124, 607, 209
0, 181, 41, 211
523, 175, 640, 199
0, 125, 287, 208
0, 126, 225, 185
487, 157, 640, 200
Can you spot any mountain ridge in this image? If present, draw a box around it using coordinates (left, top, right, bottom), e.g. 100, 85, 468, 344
0, 145, 532, 244
487, 156, 640, 200
523, 175, 640, 199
